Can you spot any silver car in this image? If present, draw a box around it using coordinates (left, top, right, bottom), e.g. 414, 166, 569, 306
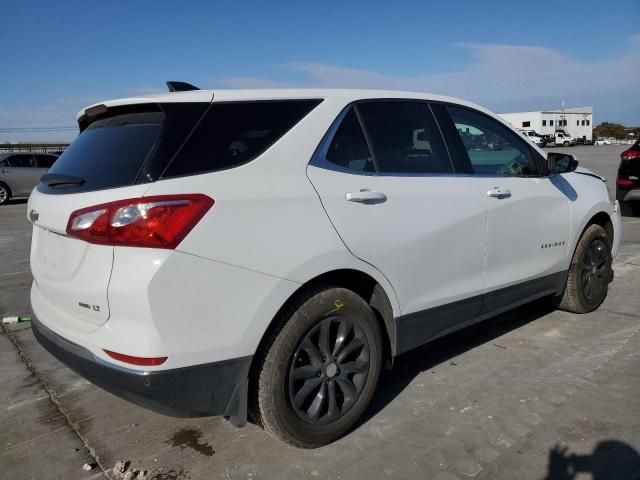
0, 152, 58, 204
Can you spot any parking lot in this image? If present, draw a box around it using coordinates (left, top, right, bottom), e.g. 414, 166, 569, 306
1, 144, 639, 479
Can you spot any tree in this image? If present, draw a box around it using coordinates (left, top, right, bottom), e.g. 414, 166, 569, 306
593, 122, 626, 139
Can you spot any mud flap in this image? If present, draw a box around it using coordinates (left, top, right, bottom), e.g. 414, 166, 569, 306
224, 379, 248, 428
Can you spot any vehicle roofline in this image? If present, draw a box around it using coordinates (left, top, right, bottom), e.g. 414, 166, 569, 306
76, 89, 493, 123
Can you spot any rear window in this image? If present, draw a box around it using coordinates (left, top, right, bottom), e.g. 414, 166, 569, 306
39, 111, 165, 194
162, 100, 322, 178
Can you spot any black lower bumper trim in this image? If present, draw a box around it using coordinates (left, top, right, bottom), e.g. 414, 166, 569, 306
32, 317, 252, 422
617, 188, 640, 203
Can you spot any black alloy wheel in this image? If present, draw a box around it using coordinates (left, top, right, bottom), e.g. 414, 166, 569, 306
288, 315, 370, 425
580, 238, 609, 302
555, 224, 612, 313
251, 286, 383, 447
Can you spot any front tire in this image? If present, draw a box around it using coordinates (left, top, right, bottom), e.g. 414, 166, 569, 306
0, 182, 11, 205
251, 286, 383, 448
555, 224, 612, 313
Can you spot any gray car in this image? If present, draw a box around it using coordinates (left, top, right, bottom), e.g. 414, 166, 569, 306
0, 152, 58, 204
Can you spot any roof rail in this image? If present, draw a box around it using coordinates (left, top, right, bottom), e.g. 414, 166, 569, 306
166, 81, 200, 92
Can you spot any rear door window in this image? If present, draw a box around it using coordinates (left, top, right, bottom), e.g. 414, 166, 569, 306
325, 108, 374, 172
162, 100, 322, 178
356, 101, 452, 174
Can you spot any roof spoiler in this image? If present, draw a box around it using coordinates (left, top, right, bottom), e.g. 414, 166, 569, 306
166, 81, 200, 92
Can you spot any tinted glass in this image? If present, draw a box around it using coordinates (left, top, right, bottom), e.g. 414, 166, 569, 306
163, 100, 321, 178
325, 108, 373, 172
8, 154, 34, 168
40, 112, 164, 193
35, 154, 57, 168
357, 102, 451, 174
447, 106, 538, 176
0, 159, 7, 167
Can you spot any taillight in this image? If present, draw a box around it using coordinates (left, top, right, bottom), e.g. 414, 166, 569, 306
66, 194, 214, 249
621, 149, 640, 161
104, 349, 168, 366
617, 178, 634, 187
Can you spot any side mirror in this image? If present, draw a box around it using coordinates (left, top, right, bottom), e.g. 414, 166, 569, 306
547, 152, 578, 174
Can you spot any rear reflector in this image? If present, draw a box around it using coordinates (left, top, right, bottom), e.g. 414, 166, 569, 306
104, 349, 168, 366
617, 178, 634, 187
66, 194, 214, 249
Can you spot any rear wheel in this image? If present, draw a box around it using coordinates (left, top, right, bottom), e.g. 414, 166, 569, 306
555, 224, 612, 313
0, 182, 10, 205
251, 286, 383, 448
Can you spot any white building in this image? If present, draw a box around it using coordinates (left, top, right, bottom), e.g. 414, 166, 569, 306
499, 107, 593, 142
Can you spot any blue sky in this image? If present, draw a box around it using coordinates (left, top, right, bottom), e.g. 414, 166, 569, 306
1, 0, 639, 141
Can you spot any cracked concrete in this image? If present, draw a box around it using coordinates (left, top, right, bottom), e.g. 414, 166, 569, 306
2, 322, 107, 478
1, 145, 639, 479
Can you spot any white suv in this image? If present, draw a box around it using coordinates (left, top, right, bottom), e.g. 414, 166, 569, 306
28, 87, 622, 447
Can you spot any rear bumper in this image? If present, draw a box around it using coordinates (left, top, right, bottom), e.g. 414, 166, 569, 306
32, 316, 252, 424
617, 188, 640, 203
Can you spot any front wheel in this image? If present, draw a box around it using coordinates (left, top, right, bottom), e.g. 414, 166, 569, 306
555, 224, 612, 313
251, 286, 383, 448
563, 141, 570, 147
0, 182, 10, 205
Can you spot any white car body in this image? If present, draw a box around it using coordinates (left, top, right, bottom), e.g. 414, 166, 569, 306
595, 139, 612, 145
28, 88, 622, 425
518, 129, 545, 146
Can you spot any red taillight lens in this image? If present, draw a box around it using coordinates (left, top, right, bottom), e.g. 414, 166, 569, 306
617, 178, 634, 187
66, 194, 214, 248
621, 149, 640, 161
104, 349, 168, 366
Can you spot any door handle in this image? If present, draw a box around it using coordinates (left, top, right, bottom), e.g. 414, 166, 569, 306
487, 187, 511, 199
345, 189, 387, 204
0, 169, 7, 174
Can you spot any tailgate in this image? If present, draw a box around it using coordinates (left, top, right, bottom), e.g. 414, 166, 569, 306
28, 185, 150, 326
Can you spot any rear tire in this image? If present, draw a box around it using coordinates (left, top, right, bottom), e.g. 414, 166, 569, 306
555, 224, 612, 313
251, 286, 383, 448
0, 182, 11, 205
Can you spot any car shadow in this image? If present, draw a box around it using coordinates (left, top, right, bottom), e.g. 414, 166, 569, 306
3, 198, 28, 206
358, 297, 555, 425
543, 440, 640, 480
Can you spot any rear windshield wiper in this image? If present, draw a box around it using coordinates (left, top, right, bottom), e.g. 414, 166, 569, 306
40, 173, 86, 187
